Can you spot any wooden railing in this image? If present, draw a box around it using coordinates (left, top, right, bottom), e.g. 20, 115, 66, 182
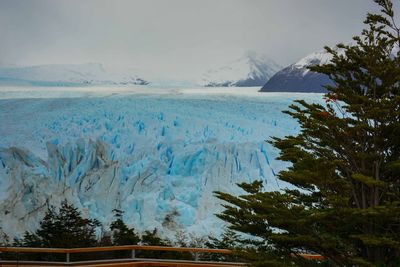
0, 245, 244, 267
0, 245, 324, 266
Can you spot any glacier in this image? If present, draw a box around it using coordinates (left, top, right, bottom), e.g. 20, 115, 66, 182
0, 87, 323, 239
0, 63, 149, 87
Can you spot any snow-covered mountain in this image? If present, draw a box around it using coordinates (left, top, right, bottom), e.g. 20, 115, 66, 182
201, 51, 281, 87
0, 63, 149, 86
260, 50, 334, 93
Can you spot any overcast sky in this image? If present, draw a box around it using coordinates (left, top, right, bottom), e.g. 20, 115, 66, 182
0, 0, 380, 79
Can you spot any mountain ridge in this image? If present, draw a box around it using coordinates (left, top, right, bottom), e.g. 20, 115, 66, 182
201, 51, 281, 87
260, 50, 334, 93
0, 63, 149, 86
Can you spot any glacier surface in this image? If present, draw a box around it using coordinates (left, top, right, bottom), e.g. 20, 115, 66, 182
0, 63, 149, 86
0, 87, 323, 239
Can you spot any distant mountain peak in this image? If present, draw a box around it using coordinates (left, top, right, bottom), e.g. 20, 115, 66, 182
292, 50, 333, 76
260, 49, 335, 93
201, 51, 281, 87
0, 63, 149, 86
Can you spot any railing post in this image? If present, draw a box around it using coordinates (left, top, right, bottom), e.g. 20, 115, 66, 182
66, 252, 70, 263
131, 249, 136, 259
194, 252, 199, 261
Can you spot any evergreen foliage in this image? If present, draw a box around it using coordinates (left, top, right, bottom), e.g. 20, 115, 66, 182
138, 229, 192, 260
215, 0, 400, 266
18, 200, 100, 248
0, 227, 9, 246
141, 228, 170, 246
110, 209, 140, 245
203, 229, 243, 262
4, 203, 213, 262
108, 209, 140, 259
139, 228, 173, 259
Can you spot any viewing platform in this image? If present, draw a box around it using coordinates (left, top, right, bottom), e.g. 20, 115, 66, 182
0, 245, 245, 267
0, 245, 324, 266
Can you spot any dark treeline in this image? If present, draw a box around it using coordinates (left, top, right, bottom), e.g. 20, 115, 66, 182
0, 200, 241, 262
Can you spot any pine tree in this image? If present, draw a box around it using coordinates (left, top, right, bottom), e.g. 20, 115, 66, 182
0, 226, 10, 246
215, 0, 400, 266
109, 209, 140, 259
141, 228, 170, 247
18, 231, 42, 247
139, 228, 175, 259
19, 200, 100, 248
203, 229, 242, 262
110, 209, 140, 245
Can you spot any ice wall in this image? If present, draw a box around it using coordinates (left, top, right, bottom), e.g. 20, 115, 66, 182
0, 91, 323, 238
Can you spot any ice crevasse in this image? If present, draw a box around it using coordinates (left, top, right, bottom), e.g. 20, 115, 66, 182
0, 93, 321, 238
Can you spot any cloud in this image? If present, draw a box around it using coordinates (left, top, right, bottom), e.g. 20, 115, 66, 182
0, 0, 378, 79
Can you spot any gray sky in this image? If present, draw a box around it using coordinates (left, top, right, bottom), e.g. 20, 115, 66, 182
0, 0, 380, 79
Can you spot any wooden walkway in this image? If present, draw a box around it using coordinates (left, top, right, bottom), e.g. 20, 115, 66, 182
0, 261, 242, 267
0, 245, 323, 266
0, 245, 245, 267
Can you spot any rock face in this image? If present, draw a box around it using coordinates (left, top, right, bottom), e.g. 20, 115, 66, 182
260, 50, 335, 93
201, 51, 281, 87
0, 63, 149, 86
